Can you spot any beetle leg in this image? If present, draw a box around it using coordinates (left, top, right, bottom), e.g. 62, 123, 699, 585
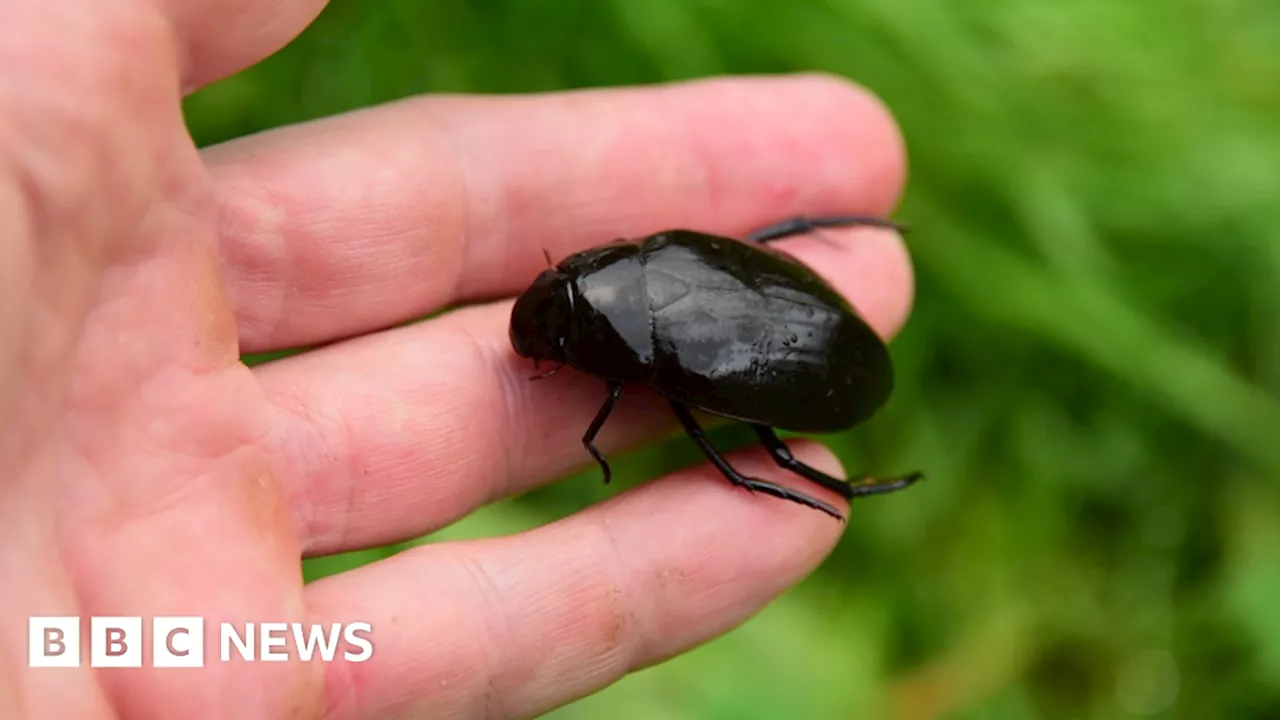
667, 401, 845, 521
750, 424, 924, 499
845, 471, 926, 497
583, 383, 624, 484
750, 424, 855, 499
745, 215, 908, 244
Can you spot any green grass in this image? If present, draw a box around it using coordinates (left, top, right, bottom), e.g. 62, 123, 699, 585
189, 1, 1280, 717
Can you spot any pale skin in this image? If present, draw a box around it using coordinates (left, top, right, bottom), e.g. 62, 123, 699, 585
0, 2, 914, 719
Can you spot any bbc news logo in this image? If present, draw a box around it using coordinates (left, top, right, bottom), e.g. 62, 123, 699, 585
29, 617, 373, 667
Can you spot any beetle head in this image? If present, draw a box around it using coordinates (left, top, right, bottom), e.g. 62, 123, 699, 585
509, 268, 574, 364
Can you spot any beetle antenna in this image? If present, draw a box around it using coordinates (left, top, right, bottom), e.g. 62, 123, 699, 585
541, 248, 554, 268
529, 362, 565, 381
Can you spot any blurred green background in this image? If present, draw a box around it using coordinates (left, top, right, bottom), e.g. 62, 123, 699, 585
185, 1, 1280, 717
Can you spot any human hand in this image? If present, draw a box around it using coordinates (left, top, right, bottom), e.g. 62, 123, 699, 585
1, 2, 913, 718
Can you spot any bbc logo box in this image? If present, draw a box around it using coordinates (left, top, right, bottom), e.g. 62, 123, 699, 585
30, 616, 204, 668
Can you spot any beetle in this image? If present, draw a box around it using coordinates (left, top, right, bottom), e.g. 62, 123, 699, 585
508, 214, 923, 520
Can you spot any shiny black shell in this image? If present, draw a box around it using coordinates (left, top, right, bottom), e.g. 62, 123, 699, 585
511, 230, 893, 433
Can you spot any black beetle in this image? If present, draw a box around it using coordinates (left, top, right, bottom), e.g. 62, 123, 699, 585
508, 215, 922, 520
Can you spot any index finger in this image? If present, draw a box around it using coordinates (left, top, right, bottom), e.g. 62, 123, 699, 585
203, 74, 907, 352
